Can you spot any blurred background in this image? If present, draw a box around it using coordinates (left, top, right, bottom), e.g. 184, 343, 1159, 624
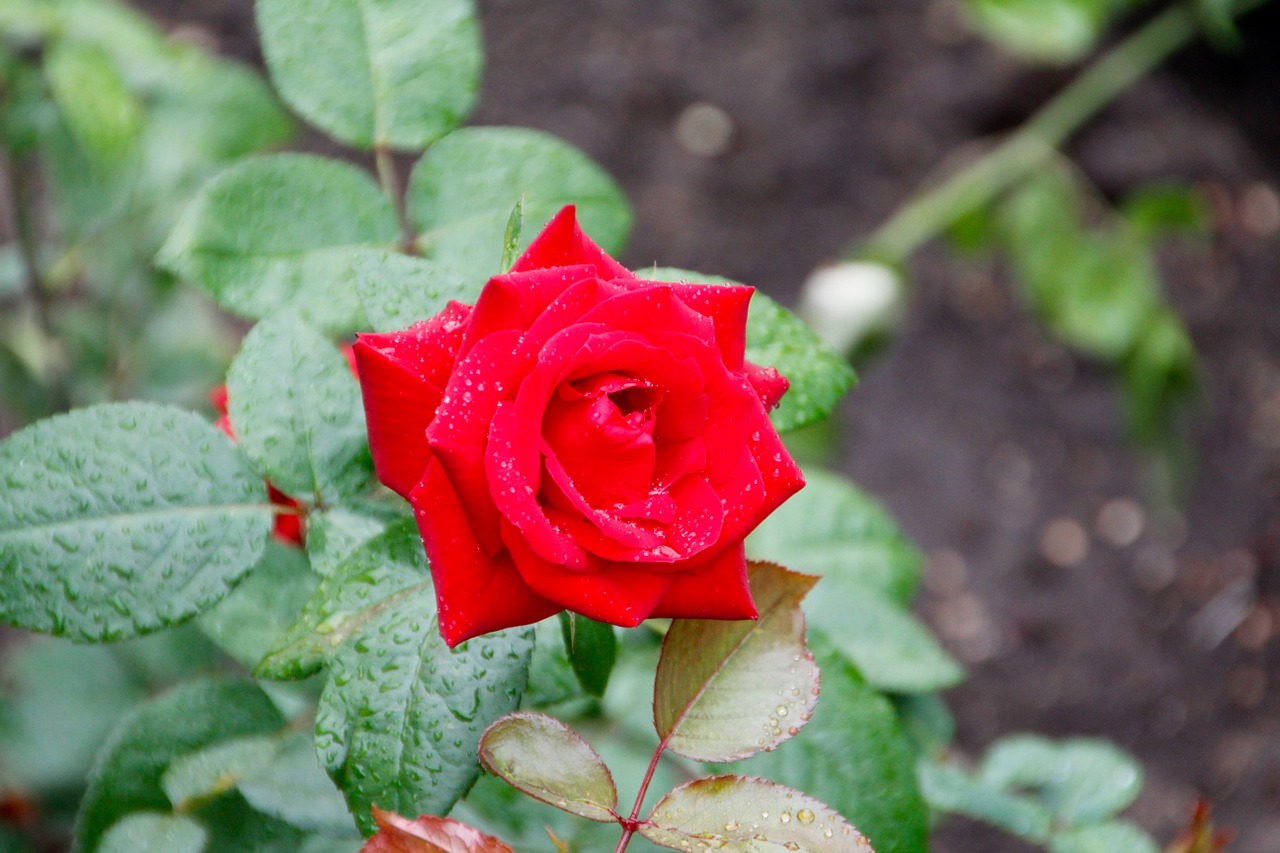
5, 0, 1280, 850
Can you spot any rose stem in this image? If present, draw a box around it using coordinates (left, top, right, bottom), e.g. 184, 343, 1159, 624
854, 0, 1275, 266
613, 737, 670, 853
374, 144, 417, 255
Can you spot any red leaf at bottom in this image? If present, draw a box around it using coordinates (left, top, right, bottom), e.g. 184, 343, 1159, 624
360, 808, 516, 853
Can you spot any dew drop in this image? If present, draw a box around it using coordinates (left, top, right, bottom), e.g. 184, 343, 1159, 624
780, 812, 792, 824
797, 809, 815, 824
776, 705, 788, 717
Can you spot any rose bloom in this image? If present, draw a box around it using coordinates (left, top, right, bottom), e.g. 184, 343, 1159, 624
355, 207, 804, 646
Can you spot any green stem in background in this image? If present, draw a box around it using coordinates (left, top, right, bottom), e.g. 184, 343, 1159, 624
855, 0, 1273, 264
1, 149, 71, 412
375, 145, 417, 254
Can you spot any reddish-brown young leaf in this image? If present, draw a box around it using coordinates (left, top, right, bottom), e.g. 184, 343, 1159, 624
360, 808, 515, 853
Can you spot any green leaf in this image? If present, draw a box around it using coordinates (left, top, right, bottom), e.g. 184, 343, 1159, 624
1121, 307, 1197, 441
162, 737, 275, 808
893, 694, 956, 760
98, 813, 207, 853
478, 712, 618, 823
654, 563, 820, 763
523, 617, 581, 709
226, 313, 372, 502
560, 613, 617, 698
1049, 821, 1159, 853
407, 126, 631, 282
72, 678, 284, 853
198, 541, 321, 669
810, 585, 963, 694
742, 645, 929, 853
746, 468, 922, 604
641, 775, 873, 853
0, 402, 273, 641
1120, 185, 1209, 241
648, 269, 856, 432
256, 0, 482, 150
158, 153, 399, 332
43, 40, 143, 168
963, 0, 1115, 64
500, 197, 524, 272
0, 638, 145, 790
980, 735, 1143, 827
353, 248, 476, 333
238, 732, 356, 835
305, 504, 402, 577
917, 761, 1052, 842
257, 520, 428, 680
313, 587, 535, 833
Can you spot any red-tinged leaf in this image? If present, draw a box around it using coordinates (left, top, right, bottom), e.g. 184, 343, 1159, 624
361, 808, 515, 853
654, 562, 821, 762
639, 775, 875, 853
478, 712, 618, 823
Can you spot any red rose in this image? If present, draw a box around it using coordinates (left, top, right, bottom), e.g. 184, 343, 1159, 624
355, 207, 804, 647
212, 346, 358, 546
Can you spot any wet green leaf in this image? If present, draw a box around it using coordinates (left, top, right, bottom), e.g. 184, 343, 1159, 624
99, 813, 206, 853
478, 713, 618, 822
747, 468, 922, 604
72, 679, 284, 853
648, 268, 856, 432
641, 775, 873, 853
256, 0, 481, 150
500, 197, 524, 272
44, 40, 142, 168
306, 504, 402, 577
0, 402, 272, 641
198, 541, 320, 669
742, 645, 928, 853
523, 617, 581, 709
313, 584, 534, 833
560, 613, 617, 698
654, 563, 820, 763
353, 248, 476, 332
407, 127, 631, 282
158, 154, 398, 332
257, 520, 428, 680
226, 313, 372, 503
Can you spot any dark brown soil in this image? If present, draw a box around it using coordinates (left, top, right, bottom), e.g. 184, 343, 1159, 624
101, 1, 1280, 850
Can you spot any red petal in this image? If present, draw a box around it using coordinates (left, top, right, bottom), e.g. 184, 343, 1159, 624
649, 543, 758, 620
408, 460, 559, 647
502, 521, 670, 627
664, 281, 753, 371
746, 408, 806, 527
462, 266, 600, 353
744, 361, 790, 411
510, 205, 633, 281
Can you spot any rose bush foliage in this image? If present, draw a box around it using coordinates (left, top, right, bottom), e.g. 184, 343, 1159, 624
354, 207, 804, 645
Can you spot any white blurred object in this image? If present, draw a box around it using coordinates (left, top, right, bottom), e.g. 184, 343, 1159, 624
798, 261, 904, 355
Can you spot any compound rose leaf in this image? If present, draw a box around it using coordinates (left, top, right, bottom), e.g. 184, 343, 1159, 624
478, 713, 618, 823
406, 127, 631, 282
226, 313, 373, 503
639, 775, 874, 853
0, 402, 273, 642
362, 808, 515, 853
649, 268, 856, 432
256, 0, 481, 151
314, 587, 534, 833
353, 249, 477, 334
654, 562, 820, 763
158, 153, 398, 332
257, 520, 427, 680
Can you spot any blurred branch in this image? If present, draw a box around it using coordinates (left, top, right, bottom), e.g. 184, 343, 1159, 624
855, 0, 1274, 264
